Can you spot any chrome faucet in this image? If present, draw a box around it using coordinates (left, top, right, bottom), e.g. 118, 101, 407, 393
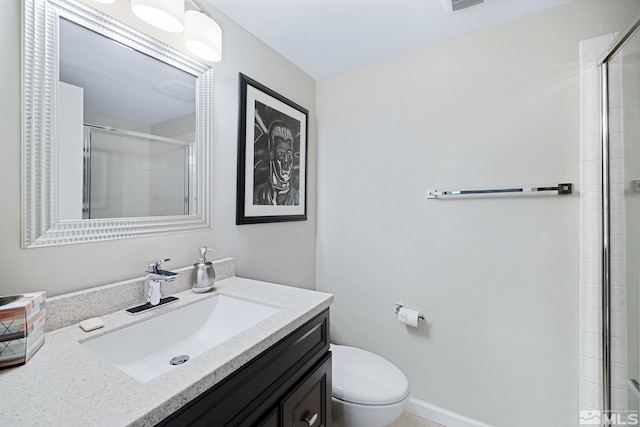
146, 258, 178, 281
145, 259, 177, 306
125, 259, 180, 314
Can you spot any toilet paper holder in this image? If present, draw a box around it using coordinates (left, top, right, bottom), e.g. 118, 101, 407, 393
394, 303, 425, 321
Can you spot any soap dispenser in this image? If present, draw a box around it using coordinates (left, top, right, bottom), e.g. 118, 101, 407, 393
192, 246, 216, 293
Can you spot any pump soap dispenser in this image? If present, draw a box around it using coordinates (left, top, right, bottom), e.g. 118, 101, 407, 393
192, 246, 216, 293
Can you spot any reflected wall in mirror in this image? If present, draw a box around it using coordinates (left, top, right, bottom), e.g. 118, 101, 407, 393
59, 17, 196, 220
23, 0, 213, 247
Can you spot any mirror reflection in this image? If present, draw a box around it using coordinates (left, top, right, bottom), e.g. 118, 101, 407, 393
23, 0, 213, 247
58, 18, 197, 220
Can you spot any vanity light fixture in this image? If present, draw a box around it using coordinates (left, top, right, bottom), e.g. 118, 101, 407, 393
184, 9, 222, 62
128, 0, 223, 62
131, 0, 185, 33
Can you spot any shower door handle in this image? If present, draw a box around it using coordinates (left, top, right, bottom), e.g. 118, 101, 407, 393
629, 378, 640, 397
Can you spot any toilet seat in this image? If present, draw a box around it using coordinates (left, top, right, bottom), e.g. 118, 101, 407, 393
331, 344, 409, 405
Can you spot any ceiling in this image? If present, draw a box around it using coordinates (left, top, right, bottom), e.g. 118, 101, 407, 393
203, 0, 571, 80
60, 18, 195, 127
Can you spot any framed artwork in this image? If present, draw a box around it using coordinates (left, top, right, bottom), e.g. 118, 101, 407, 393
236, 73, 308, 224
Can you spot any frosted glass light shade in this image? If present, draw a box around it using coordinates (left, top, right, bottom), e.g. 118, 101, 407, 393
131, 0, 184, 33
90, 0, 115, 3
185, 10, 222, 62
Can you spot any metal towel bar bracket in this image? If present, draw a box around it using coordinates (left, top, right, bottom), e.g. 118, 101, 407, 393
426, 183, 572, 199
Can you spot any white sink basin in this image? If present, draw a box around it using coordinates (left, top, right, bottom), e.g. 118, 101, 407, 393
83, 295, 279, 383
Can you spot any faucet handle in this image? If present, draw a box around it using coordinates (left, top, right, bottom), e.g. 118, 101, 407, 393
147, 258, 170, 274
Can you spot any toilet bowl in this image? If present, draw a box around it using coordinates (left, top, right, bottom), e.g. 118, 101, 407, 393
331, 344, 409, 427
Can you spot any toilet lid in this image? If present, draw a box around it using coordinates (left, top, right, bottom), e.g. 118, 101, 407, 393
331, 344, 409, 405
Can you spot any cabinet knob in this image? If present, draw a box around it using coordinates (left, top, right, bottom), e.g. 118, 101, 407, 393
302, 411, 318, 426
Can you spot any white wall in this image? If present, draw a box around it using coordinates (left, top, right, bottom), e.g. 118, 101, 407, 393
58, 82, 84, 221
0, 0, 316, 296
316, 1, 640, 426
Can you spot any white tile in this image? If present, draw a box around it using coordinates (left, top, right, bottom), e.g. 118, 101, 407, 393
580, 36, 611, 418
611, 285, 627, 313
612, 336, 628, 365
610, 233, 627, 262
581, 380, 603, 408
583, 110, 603, 137
610, 132, 624, 159
610, 261, 625, 287
581, 85, 601, 114
610, 158, 626, 184
608, 79, 623, 105
580, 331, 602, 359
581, 133, 602, 161
580, 33, 615, 65
582, 160, 603, 186
581, 283, 602, 309
581, 233, 602, 260
582, 356, 602, 384
612, 361, 629, 392
611, 310, 627, 338
624, 132, 640, 159
612, 387, 629, 412
581, 307, 603, 335
608, 105, 623, 134
580, 258, 600, 285
610, 211, 625, 237
580, 186, 601, 212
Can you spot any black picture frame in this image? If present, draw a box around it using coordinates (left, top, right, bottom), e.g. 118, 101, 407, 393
236, 73, 308, 225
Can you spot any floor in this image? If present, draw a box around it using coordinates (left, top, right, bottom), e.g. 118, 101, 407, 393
385, 412, 445, 427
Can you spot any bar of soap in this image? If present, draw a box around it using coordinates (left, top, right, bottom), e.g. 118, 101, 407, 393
79, 317, 105, 332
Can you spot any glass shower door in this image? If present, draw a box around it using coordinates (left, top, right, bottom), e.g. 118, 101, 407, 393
607, 22, 640, 419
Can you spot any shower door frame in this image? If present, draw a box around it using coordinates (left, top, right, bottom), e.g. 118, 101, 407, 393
599, 12, 640, 418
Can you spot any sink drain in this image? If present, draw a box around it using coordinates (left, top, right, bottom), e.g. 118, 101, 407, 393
170, 355, 190, 365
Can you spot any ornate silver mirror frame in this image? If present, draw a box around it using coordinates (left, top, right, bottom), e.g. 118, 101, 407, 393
23, 0, 213, 248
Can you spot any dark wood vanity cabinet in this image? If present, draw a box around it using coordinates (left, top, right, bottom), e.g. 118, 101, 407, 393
281, 354, 331, 427
157, 309, 331, 427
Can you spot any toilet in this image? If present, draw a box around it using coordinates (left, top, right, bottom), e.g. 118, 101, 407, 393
330, 344, 409, 427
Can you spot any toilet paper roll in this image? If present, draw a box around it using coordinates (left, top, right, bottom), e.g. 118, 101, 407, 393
398, 307, 420, 327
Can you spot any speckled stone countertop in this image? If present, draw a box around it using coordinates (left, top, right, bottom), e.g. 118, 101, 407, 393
0, 263, 333, 427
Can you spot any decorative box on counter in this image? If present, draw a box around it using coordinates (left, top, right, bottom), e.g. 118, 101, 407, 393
0, 292, 46, 369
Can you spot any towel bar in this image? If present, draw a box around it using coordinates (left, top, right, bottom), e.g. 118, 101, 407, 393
427, 183, 572, 199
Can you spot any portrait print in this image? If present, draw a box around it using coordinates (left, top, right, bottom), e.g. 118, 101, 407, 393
252, 101, 301, 207
236, 74, 308, 224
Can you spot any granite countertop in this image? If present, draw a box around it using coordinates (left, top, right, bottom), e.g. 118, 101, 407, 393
0, 274, 333, 426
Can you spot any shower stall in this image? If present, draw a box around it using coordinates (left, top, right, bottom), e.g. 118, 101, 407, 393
585, 10, 640, 425
81, 124, 194, 219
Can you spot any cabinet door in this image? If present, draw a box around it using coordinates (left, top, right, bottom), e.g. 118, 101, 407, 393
282, 354, 332, 427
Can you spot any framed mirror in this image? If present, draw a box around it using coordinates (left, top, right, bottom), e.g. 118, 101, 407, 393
23, 0, 213, 247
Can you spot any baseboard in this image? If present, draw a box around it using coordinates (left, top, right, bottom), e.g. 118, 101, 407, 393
406, 398, 494, 427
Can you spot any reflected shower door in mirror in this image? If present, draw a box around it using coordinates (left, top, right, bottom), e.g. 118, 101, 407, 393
58, 17, 196, 220
81, 126, 193, 219
23, 0, 213, 247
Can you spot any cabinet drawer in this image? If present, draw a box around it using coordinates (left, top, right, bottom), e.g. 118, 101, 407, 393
282, 353, 332, 427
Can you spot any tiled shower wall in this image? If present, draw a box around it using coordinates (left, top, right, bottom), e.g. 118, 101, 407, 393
579, 32, 628, 413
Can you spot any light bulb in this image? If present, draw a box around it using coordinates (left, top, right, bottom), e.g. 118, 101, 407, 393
131, 0, 184, 33
184, 10, 222, 62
